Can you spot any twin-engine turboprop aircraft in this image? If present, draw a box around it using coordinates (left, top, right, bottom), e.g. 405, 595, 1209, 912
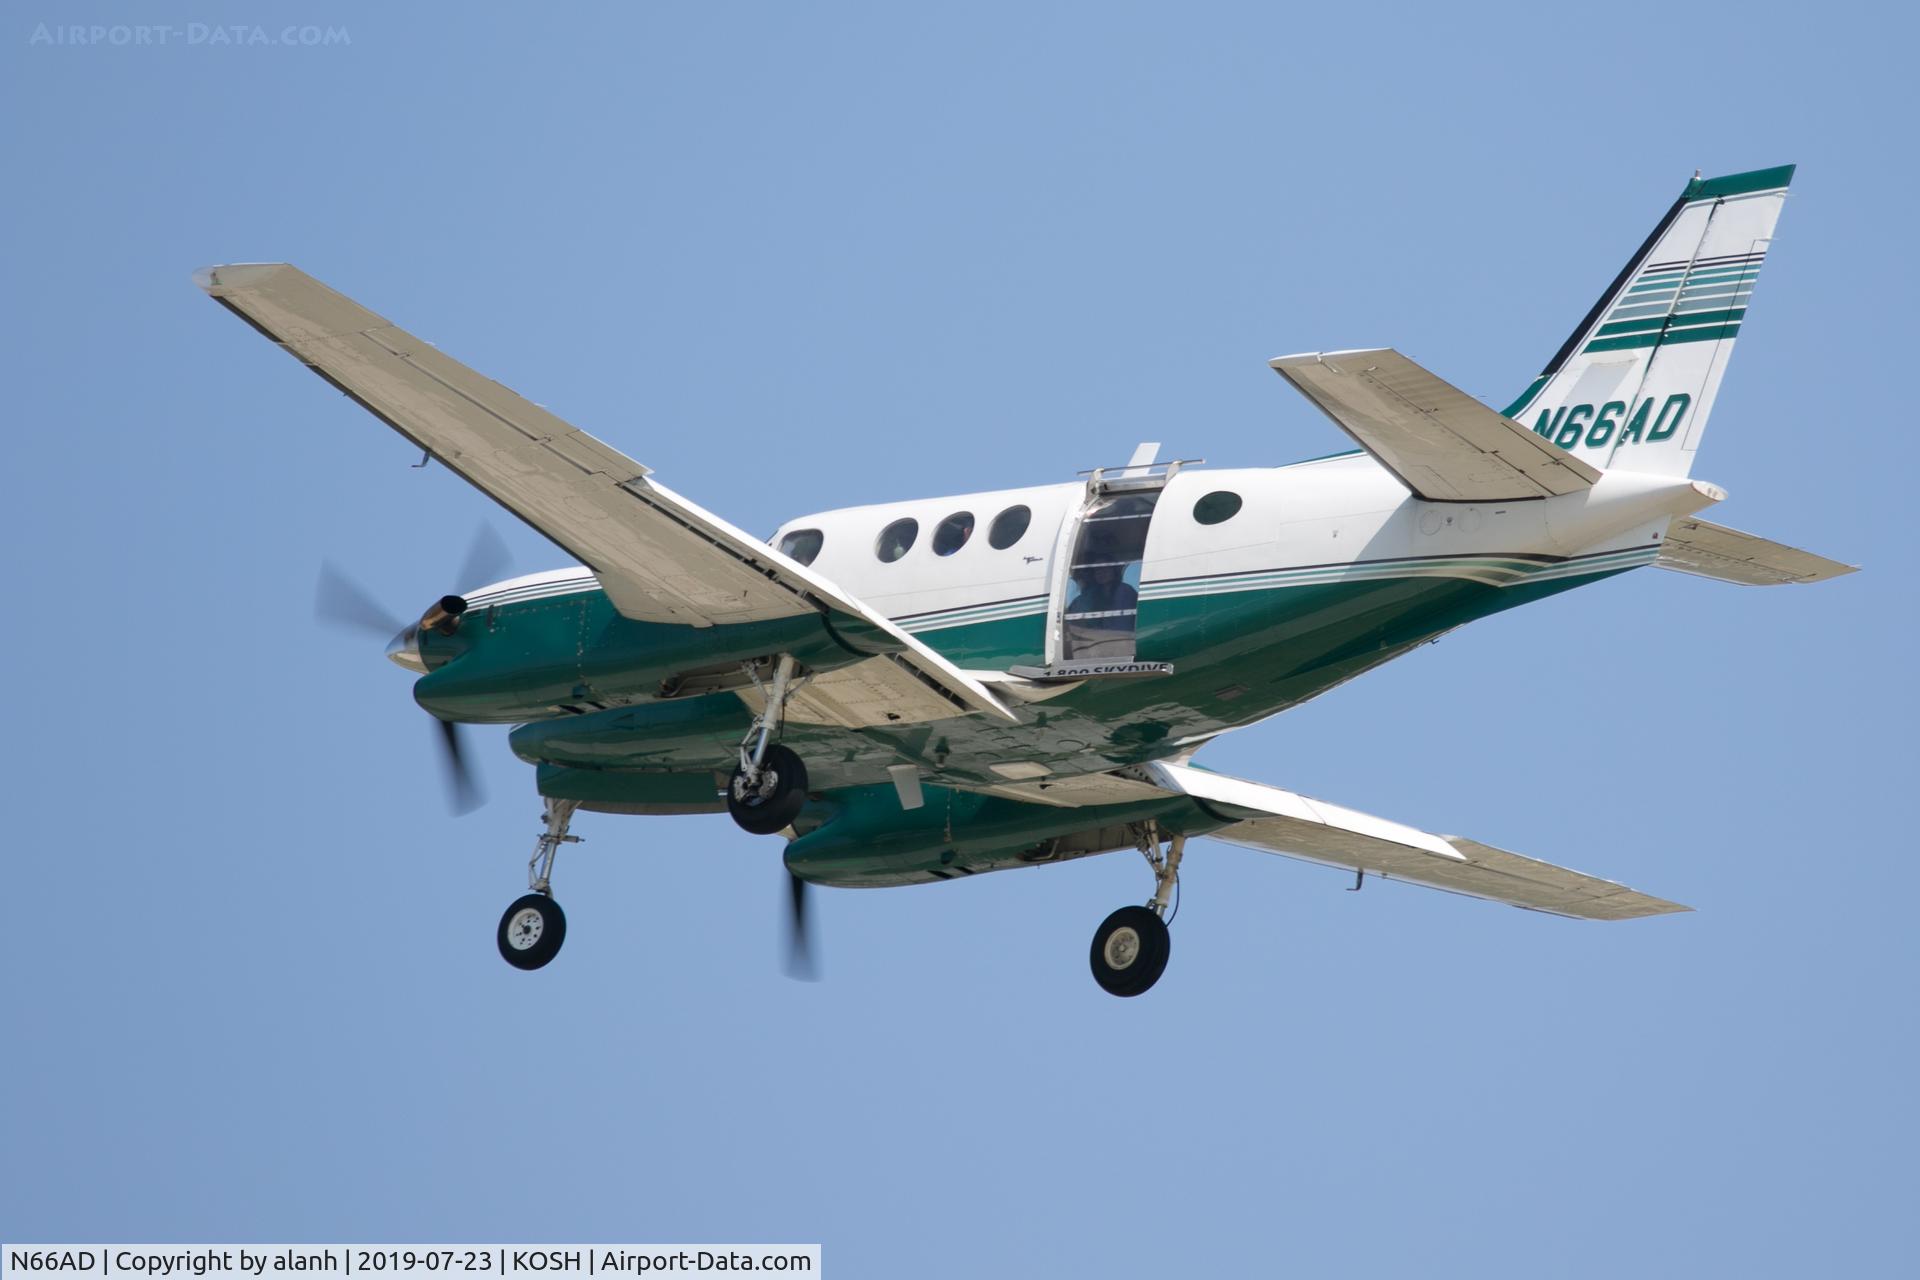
198, 164, 1852, 995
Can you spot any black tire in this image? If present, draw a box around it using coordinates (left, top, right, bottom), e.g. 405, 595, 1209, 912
727, 744, 809, 835
497, 892, 567, 970
1089, 905, 1170, 997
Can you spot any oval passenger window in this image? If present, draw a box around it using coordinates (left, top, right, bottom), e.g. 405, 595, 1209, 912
875, 518, 919, 563
1193, 491, 1243, 526
777, 528, 824, 566
932, 512, 975, 556
988, 505, 1032, 549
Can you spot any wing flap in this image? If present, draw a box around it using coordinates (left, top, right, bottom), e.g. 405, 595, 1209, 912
1658, 517, 1858, 586
1143, 761, 1686, 920
1270, 348, 1601, 501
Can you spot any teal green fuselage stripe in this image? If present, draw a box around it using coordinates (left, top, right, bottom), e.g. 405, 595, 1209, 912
905, 612, 1048, 668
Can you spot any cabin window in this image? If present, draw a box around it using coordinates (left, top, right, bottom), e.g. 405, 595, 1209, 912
875, 518, 919, 563
932, 511, 975, 556
1193, 490, 1243, 526
777, 528, 824, 566
988, 504, 1031, 549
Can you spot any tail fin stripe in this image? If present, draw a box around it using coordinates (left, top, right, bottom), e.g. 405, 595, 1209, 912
1497, 165, 1791, 444
1664, 307, 1748, 329
1644, 250, 1767, 272
1679, 275, 1756, 294
1630, 267, 1760, 293
1609, 304, 1748, 328
1584, 321, 1742, 355
1673, 265, 1764, 282
1596, 307, 1744, 338
1578, 231, 1767, 359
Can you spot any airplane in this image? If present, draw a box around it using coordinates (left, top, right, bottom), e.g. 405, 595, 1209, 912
196, 163, 1853, 996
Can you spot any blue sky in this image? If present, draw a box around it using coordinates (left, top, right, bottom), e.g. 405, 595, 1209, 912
3, 3, 1915, 1275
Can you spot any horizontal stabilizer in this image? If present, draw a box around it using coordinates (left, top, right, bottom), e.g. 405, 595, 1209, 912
1658, 517, 1858, 586
1142, 761, 1686, 920
1270, 348, 1601, 502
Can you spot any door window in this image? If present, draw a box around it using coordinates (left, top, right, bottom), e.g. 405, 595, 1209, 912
1061, 492, 1158, 661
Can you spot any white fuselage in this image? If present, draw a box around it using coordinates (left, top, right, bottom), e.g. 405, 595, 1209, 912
457, 453, 1722, 656
765, 454, 1721, 650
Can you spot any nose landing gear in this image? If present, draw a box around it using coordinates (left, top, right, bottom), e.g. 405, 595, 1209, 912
1089, 825, 1184, 997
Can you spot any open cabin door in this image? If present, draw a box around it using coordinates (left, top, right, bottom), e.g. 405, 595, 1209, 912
1023, 453, 1187, 680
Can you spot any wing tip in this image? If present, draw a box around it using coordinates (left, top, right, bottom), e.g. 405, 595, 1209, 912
1268, 347, 1394, 371
192, 262, 293, 294
1615, 899, 1694, 920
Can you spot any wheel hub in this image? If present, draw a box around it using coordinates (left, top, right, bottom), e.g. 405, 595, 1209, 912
1103, 925, 1141, 970
506, 907, 545, 950
733, 765, 780, 806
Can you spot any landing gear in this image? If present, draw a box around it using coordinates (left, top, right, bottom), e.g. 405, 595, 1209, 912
498, 893, 566, 970
729, 743, 809, 835
1088, 825, 1184, 997
497, 798, 579, 970
1090, 906, 1169, 996
727, 655, 810, 835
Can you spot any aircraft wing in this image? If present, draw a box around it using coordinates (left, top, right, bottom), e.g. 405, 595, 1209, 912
1142, 761, 1685, 920
1270, 348, 1601, 501
195, 262, 1013, 724
1658, 517, 1858, 586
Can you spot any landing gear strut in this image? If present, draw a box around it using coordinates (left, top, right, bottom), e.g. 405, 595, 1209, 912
497, 798, 578, 971
727, 655, 810, 835
1089, 823, 1184, 997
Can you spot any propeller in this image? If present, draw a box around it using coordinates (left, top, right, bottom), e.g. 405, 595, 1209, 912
313, 524, 511, 816
454, 522, 513, 596
784, 870, 819, 981
315, 561, 403, 637
435, 716, 483, 816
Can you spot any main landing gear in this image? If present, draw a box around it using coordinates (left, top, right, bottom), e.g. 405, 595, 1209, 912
1089, 823, 1185, 997
497, 797, 579, 970
727, 655, 810, 835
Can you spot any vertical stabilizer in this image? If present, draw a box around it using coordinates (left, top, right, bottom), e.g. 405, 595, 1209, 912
1503, 166, 1794, 478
